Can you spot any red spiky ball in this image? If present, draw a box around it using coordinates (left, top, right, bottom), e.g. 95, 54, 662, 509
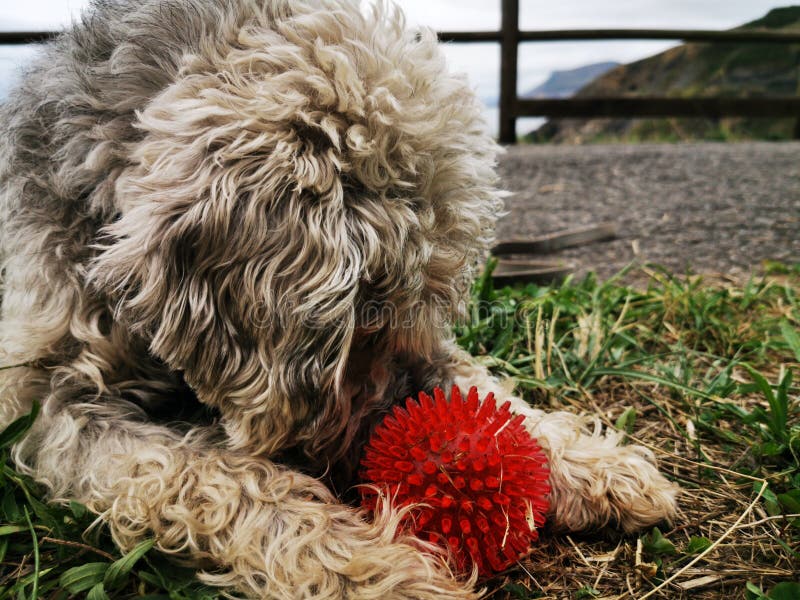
360, 386, 550, 575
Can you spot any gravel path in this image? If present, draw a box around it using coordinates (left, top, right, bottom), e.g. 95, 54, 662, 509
495, 142, 800, 281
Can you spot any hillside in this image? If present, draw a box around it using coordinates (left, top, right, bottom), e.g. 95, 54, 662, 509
523, 62, 619, 98
527, 6, 800, 144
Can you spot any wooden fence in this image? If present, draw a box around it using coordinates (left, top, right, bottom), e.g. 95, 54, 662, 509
439, 0, 800, 143
4, 0, 800, 143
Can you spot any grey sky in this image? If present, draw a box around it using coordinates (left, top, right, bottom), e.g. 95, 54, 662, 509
0, 0, 791, 30
0, 1, 795, 131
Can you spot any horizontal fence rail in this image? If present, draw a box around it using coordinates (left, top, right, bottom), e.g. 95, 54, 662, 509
516, 98, 800, 119
2, 0, 799, 143
439, 29, 800, 44
0, 31, 54, 44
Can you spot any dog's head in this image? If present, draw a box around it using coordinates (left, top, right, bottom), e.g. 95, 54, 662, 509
91, 0, 503, 458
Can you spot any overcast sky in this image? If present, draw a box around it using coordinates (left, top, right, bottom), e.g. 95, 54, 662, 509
0, 1, 795, 131
1, 0, 791, 32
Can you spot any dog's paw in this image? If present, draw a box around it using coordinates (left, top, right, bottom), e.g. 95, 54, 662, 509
563, 440, 680, 533
520, 409, 679, 533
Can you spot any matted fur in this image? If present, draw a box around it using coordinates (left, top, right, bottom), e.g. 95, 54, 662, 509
0, 1, 678, 597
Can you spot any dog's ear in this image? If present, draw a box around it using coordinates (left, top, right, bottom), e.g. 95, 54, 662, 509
87, 70, 372, 454
91, 174, 365, 454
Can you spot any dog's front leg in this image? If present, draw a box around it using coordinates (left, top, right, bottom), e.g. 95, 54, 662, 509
12, 387, 478, 600
418, 342, 679, 533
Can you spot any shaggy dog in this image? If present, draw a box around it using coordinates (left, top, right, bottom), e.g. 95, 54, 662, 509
0, 1, 678, 597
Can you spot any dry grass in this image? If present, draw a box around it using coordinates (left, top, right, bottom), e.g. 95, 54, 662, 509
487, 389, 797, 599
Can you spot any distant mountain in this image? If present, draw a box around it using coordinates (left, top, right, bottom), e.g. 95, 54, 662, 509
527, 6, 800, 144
523, 62, 619, 98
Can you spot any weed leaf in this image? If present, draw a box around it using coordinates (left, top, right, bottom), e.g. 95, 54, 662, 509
686, 536, 712, 554
59, 563, 110, 594
779, 320, 800, 362
0, 402, 39, 449
87, 582, 111, 600
104, 538, 155, 589
615, 407, 637, 434
768, 581, 800, 599
642, 527, 677, 556
0, 525, 26, 536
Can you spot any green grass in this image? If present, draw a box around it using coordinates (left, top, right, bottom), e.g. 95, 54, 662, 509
1, 262, 799, 598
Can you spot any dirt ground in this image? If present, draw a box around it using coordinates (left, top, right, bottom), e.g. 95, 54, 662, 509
495, 142, 800, 281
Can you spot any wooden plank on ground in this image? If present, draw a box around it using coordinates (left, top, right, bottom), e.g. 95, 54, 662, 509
492, 223, 617, 256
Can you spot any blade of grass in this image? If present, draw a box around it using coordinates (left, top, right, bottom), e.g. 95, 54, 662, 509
744, 365, 789, 442
779, 320, 800, 362
592, 367, 718, 401
23, 507, 38, 600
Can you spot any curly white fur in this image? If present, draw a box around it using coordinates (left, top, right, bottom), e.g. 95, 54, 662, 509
0, 1, 678, 597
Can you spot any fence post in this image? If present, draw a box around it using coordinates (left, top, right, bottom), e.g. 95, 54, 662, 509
499, 0, 519, 144
795, 53, 800, 139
